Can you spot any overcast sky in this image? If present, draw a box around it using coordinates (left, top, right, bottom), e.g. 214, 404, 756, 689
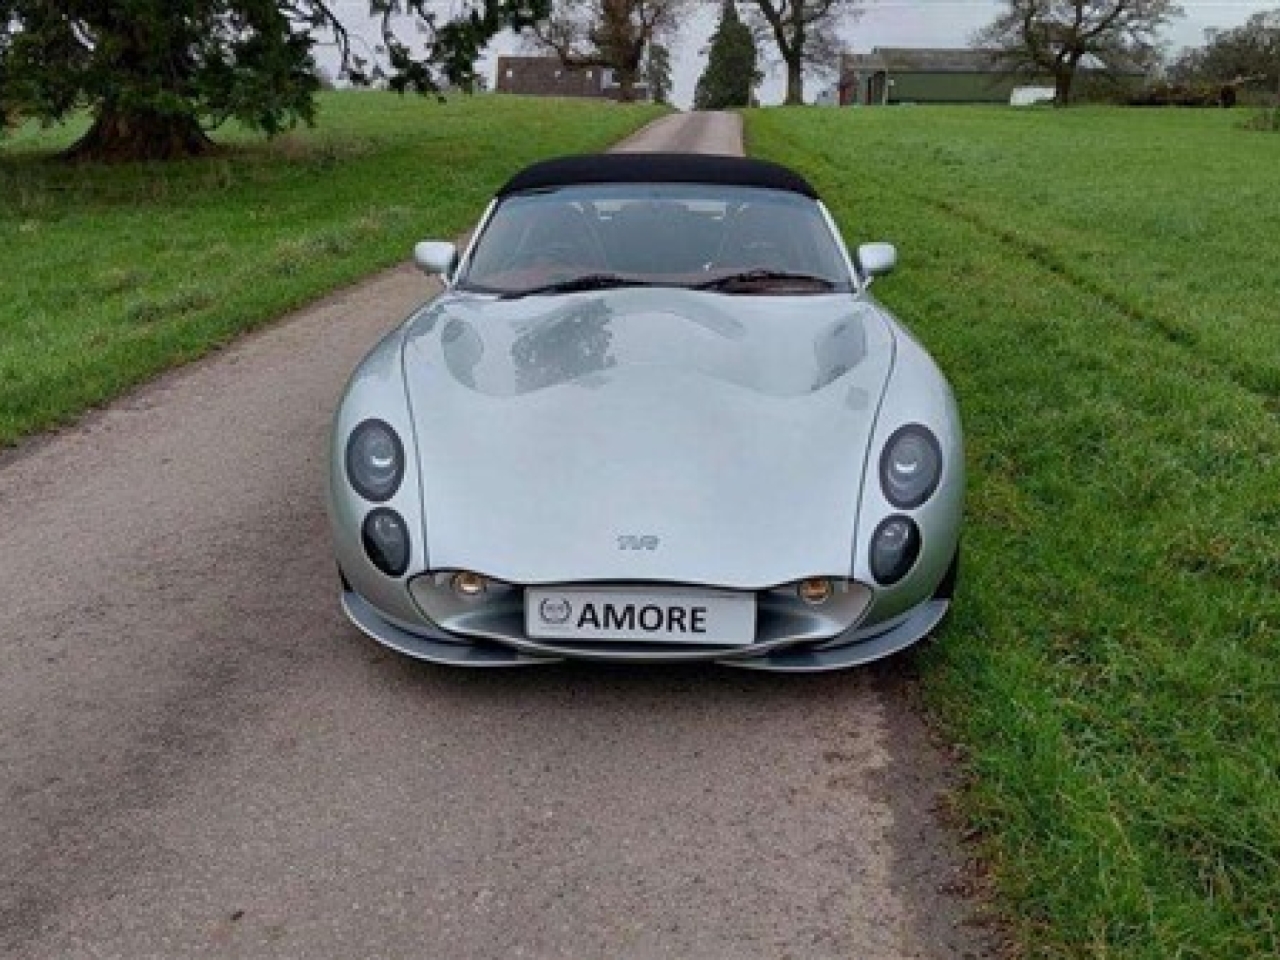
320, 0, 1279, 108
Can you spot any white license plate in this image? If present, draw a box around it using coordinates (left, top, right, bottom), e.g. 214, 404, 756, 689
525, 586, 756, 646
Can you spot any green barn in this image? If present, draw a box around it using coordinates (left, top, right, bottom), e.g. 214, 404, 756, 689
839, 49, 1031, 105
838, 48, 1145, 106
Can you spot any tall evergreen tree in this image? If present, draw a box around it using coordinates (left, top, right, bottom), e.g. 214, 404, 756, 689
694, 0, 757, 108
0, 0, 548, 161
645, 42, 673, 103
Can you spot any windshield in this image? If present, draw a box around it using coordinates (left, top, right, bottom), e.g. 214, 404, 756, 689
457, 184, 853, 297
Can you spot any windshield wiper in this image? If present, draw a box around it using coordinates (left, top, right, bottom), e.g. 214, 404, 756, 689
499, 274, 656, 299
693, 269, 836, 293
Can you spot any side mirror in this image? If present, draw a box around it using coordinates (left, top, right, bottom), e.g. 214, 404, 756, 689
413, 240, 458, 279
856, 242, 897, 280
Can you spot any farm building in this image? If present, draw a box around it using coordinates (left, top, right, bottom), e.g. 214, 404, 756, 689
494, 56, 648, 101
839, 49, 1032, 105
837, 48, 1144, 105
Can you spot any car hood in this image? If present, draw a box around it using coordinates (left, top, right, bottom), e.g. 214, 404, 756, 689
401, 287, 895, 588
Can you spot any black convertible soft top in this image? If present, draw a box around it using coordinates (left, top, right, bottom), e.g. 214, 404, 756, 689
496, 152, 819, 199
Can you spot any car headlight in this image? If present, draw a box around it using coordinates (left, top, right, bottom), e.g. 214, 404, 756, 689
362, 508, 410, 577
869, 516, 921, 585
346, 419, 404, 502
880, 425, 942, 509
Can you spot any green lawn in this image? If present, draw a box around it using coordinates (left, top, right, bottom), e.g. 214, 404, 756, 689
746, 106, 1280, 958
0, 93, 665, 445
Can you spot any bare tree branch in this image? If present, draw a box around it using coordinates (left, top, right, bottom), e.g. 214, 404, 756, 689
742, 0, 858, 104
973, 0, 1179, 105
524, 0, 687, 99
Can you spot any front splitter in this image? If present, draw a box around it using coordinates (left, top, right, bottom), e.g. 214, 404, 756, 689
343, 591, 558, 667
341, 591, 948, 673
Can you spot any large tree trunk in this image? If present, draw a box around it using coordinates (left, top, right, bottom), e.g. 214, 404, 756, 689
1053, 53, 1082, 108
616, 65, 638, 102
63, 105, 214, 163
1053, 66, 1074, 107
783, 55, 804, 105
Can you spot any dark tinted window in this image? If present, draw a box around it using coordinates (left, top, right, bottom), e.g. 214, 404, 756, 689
459, 184, 851, 296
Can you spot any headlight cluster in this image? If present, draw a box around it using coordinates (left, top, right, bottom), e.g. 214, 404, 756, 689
346, 419, 410, 577
880, 425, 941, 509
345, 419, 404, 502
870, 424, 941, 586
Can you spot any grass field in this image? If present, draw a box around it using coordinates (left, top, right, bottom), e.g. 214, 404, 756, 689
746, 106, 1280, 957
0, 93, 664, 445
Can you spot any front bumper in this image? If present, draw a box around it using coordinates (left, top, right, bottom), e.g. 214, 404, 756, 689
340, 588, 949, 673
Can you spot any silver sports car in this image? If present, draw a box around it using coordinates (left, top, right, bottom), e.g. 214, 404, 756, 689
327, 153, 963, 671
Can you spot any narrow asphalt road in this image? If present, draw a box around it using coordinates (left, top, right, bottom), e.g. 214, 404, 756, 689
0, 112, 995, 959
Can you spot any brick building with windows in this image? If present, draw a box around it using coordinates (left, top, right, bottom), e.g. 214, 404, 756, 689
494, 56, 648, 101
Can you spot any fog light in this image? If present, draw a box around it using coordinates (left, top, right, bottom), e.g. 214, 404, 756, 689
798, 578, 832, 605
362, 508, 410, 577
870, 515, 921, 586
451, 571, 487, 597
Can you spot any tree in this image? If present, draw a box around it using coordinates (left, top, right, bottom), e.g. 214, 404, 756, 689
694, 0, 758, 108
0, 0, 548, 161
528, 0, 685, 101
742, 0, 856, 105
645, 40, 675, 103
645, 41, 672, 103
1169, 9, 1280, 92
973, 0, 1179, 106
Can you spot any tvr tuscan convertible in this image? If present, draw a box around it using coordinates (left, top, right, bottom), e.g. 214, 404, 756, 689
327, 153, 963, 671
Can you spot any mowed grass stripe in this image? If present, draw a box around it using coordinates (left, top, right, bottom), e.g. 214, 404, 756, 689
0, 93, 666, 446
915, 192, 1277, 403
747, 108, 1280, 957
